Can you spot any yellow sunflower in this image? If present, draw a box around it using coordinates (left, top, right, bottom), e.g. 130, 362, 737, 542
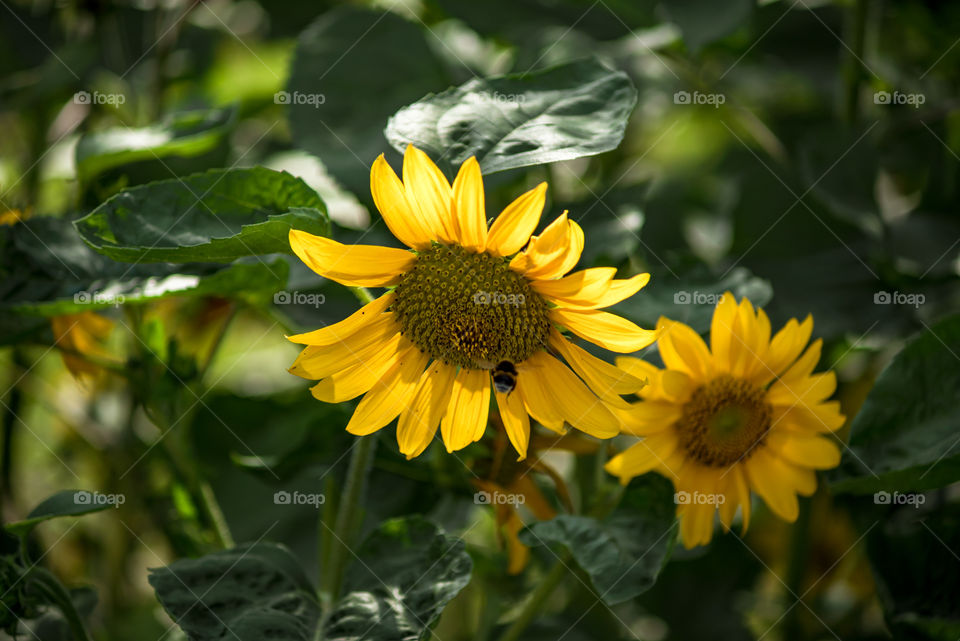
605, 293, 845, 548
286, 145, 657, 460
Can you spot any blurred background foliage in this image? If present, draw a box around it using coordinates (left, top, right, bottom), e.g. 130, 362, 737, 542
1, 0, 959, 639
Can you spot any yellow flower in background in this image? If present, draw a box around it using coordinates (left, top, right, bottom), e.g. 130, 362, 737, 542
51, 311, 116, 381
0, 208, 26, 226
286, 145, 657, 459
605, 293, 845, 549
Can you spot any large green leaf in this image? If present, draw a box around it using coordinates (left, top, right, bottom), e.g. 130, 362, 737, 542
520, 474, 677, 604
74, 168, 328, 263
845, 496, 960, 640
75, 107, 236, 183
4, 490, 117, 535
324, 516, 473, 641
830, 315, 960, 494
287, 6, 448, 199
385, 58, 637, 175
147, 542, 318, 641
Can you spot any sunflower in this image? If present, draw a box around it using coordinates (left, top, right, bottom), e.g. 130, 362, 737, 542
286, 145, 657, 459
605, 293, 845, 548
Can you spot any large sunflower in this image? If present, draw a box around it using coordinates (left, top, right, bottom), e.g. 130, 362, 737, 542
286, 145, 657, 460
605, 293, 845, 548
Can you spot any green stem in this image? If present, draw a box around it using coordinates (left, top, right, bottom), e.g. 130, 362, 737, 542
841, 0, 869, 125
199, 481, 234, 548
497, 554, 570, 641
321, 435, 377, 608
349, 286, 375, 305
783, 498, 812, 641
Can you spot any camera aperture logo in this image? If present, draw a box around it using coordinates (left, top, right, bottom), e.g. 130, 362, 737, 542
873, 90, 925, 108
74, 490, 125, 507
873, 490, 925, 507
74, 90, 126, 106
474, 490, 525, 506
674, 490, 725, 505
873, 290, 924, 308
674, 90, 725, 107
74, 291, 126, 307
472, 291, 525, 307
674, 291, 727, 306
274, 291, 326, 307
274, 91, 325, 107
273, 490, 326, 507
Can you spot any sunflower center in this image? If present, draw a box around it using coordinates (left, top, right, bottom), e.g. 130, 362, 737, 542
393, 244, 551, 368
675, 374, 772, 467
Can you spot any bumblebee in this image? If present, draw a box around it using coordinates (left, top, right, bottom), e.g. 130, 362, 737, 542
491, 360, 518, 394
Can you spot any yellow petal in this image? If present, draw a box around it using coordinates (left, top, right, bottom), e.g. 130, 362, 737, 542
774, 402, 846, 433
710, 291, 740, 371
604, 431, 678, 482
567, 272, 650, 310
527, 351, 619, 439
744, 449, 799, 522
310, 336, 410, 402
486, 182, 546, 257
509, 212, 571, 275
289, 314, 400, 379
370, 154, 431, 249
778, 339, 823, 384
286, 292, 394, 346
523, 218, 584, 281
346, 348, 430, 435
765, 430, 840, 469
548, 329, 644, 406
289, 230, 414, 287
397, 362, 457, 459
451, 157, 487, 251
441, 367, 491, 452
402, 145, 455, 243
615, 401, 681, 436
729, 466, 752, 533
496, 389, 530, 460
655, 317, 713, 380
530, 267, 615, 306
551, 308, 659, 353
767, 371, 836, 406
517, 362, 566, 433
762, 315, 813, 383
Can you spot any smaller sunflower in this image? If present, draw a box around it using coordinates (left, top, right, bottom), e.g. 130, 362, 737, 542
605, 293, 845, 548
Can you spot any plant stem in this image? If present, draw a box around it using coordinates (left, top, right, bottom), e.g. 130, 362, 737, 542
497, 554, 570, 641
783, 498, 812, 641
349, 286, 375, 305
841, 0, 868, 125
321, 435, 377, 608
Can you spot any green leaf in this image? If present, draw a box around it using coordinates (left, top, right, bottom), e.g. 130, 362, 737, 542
830, 315, 960, 494
287, 6, 448, 199
75, 107, 237, 184
520, 474, 677, 604
74, 168, 328, 263
662, 0, 753, 52
148, 542, 318, 641
325, 516, 473, 641
385, 57, 638, 175
5, 490, 117, 535
845, 496, 960, 640
11, 259, 288, 316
